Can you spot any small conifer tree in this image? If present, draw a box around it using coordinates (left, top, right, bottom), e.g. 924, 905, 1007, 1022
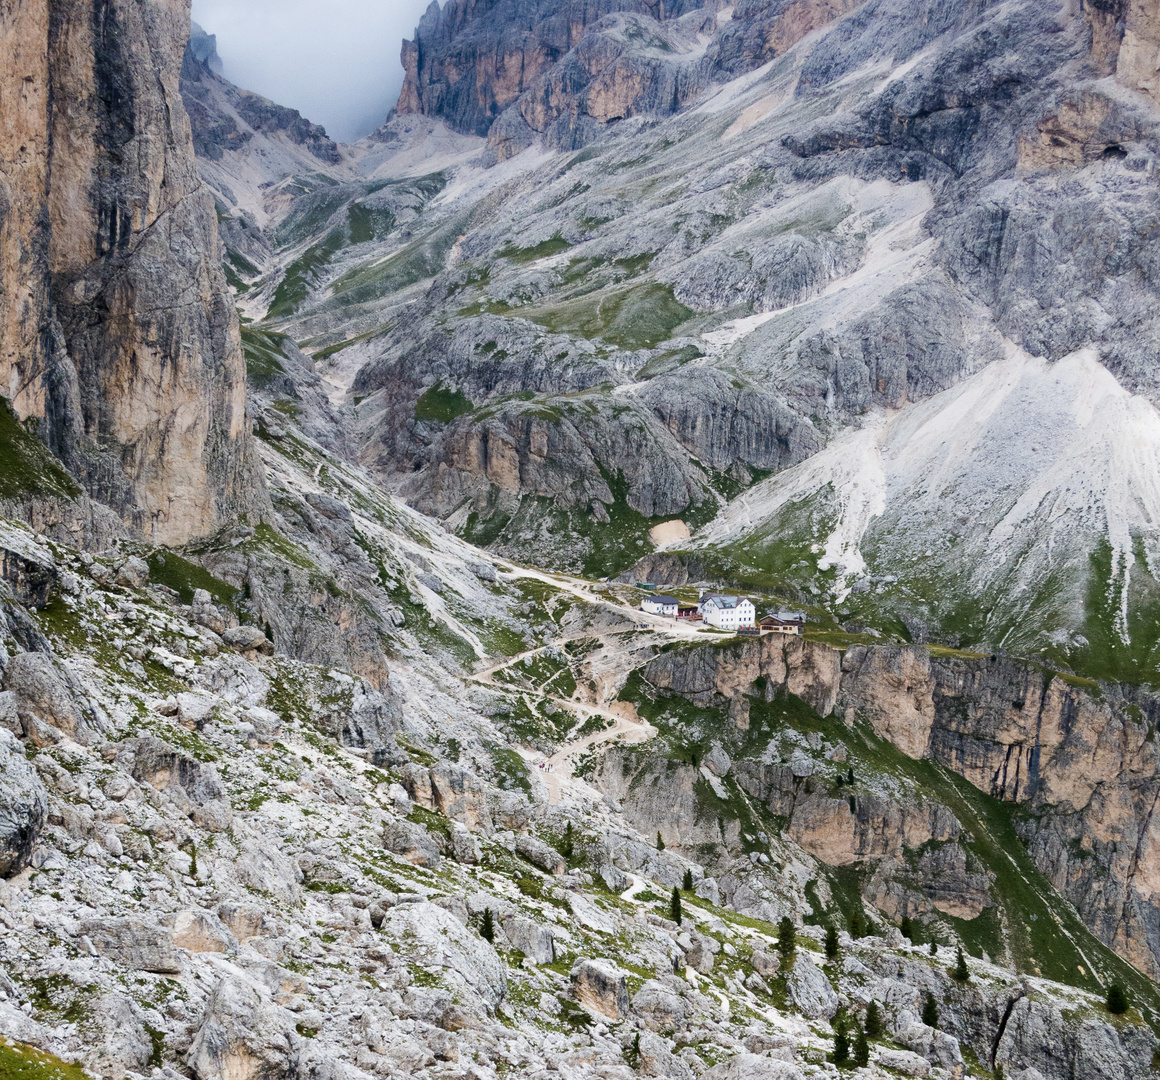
189, 843, 198, 879
953, 945, 970, 983
921, 993, 939, 1029
832, 1026, 849, 1066
848, 912, 863, 939
853, 1025, 870, 1067
777, 915, 796, 958
900, 915, 913, 941
825, 924, 840, 960
657, 831, 665, 851
847, 767, 854, 785
670, 886, 682, 926
1106, 983, 1129, 1014
624, 1032, 641, 1069
683, 868, 694, 891
930, 940, 938, 956
864, 1001, 883, 1039
480, 907, 495, 943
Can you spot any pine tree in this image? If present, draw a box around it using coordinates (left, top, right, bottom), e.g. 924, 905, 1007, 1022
777, 915, 796, 958
480, 908, 495, 943
189, 843, 198, 879
848, 912, 863, 939
683, 868, 694, 891
832, 1026, 849, 1066
1106, 983, 1130, 1015
900, 915, 913, 942
847, 767, 854, 785
929, 940, 938, 956
561, 821, 574, 860
953, 945, 970, 983
853, 1025, 870, 1067
994, 1066, 1005, 1080
825, 924, 840, 960
625, 1032, 641, 1069
921, 993, 939, 1029
864, 1001, 883, 1039
657, 831, 665, 851
670, 886, 682, 926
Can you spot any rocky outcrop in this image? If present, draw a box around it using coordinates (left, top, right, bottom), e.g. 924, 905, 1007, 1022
186, 974, 302, 1080
80, 918, 184, 974
642, 635, 842, 717
0, 0, 261, 544
0, 726, 47, 876
571, 957, 628, 1019
123, 735, 232, 831
634, 634, 1160, 977
785, 952, 838, 1020
397, 0, 676, 138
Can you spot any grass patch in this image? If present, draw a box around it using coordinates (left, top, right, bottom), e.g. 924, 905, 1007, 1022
415, 383, 475, 425
498, 234, 572, 265
268, 229, 345, 319
241, 327, 292, 387
0, 400, 81, 500
0, 1042, 91, 1080
523, 281, 694, 350
146, 550, 239, 607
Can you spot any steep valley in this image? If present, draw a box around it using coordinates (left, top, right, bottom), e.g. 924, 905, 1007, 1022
1, 3, 1160, 1080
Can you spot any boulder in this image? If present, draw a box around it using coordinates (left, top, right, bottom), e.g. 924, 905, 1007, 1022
516, 834, 566, 875
170, 909, 237, 954
80, 918, 184, 974
400, 762, 435, 809
82, 991, 154, 1076
4, 651, 91, 741
234, 845, 303, 906
786, 952, 838, 1020
571, 958, 628, 1020
114, 556, 150, 589
894, 1011, 963, 1071
599, 864, 629, 892
186, 974, 301, 1080
695, 876, 720, 905
470, 562, 498, 582
0, 727, 47, 877
221, 626, 272, 654
126, 736, 232, 830
704, 743, 732, 777
381, 902, 507, 1007
0, 532, 57, 609
501, 915, 555, 965
450, 823, 481, 864
750, 948, 780, 978
430, 763, 491, 830
632, 979, 688, 1032
217, 903, 274, 942
876, 1049, 930, 1077
635, 1031, 696, 1080
382, 820, 443, 868
681, 931, 720, 974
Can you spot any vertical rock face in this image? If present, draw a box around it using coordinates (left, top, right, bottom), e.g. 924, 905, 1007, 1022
398, 0, 653, 137
0, 0, 259, 544
1087, 0, 1160, 101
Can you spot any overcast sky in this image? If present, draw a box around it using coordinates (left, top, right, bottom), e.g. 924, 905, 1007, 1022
190, 0, 433, 143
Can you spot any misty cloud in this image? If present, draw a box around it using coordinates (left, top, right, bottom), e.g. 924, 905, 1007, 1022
190, 0, 432, 143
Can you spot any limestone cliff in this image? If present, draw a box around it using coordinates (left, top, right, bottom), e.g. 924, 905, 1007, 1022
639, 635, 1160, 979
0, 0, 261, 545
